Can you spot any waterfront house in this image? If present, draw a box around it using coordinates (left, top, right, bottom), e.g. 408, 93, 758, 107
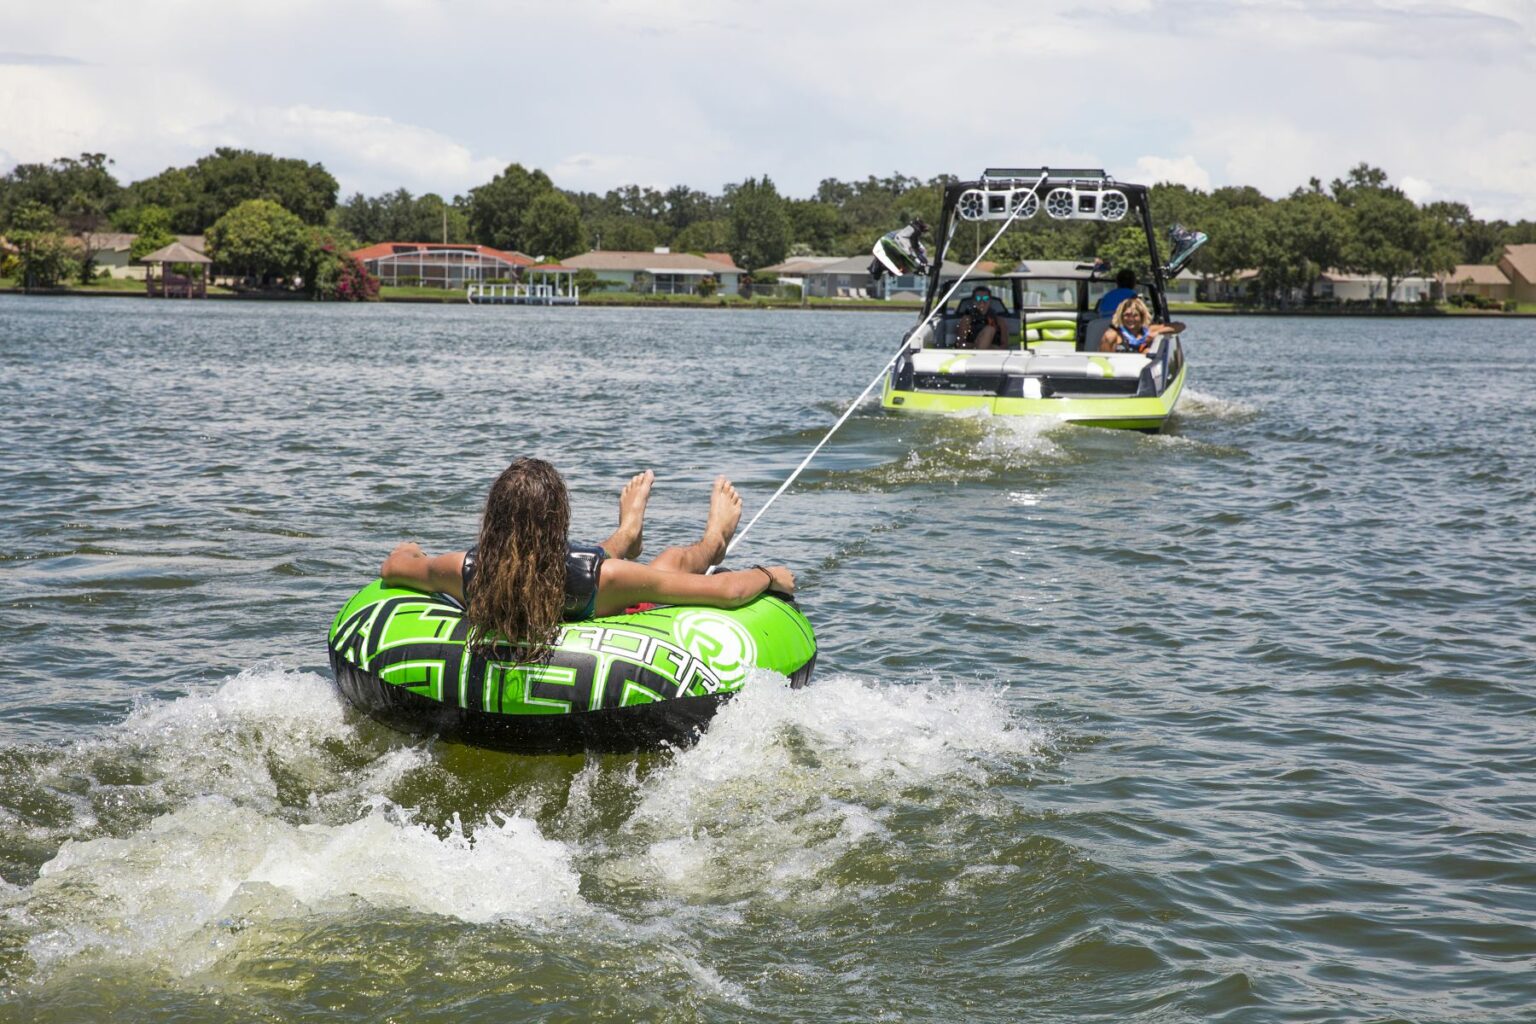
1316, 271, 1435, 304
1163, 269, 1199, 304
350, 242, 533, 288
1497, 244, 1536, 304
760, 256, 984, 299
79, 233, 207, 279
759, 256, 865, 297
558, 249, 742, 295
1439, 263, 1512, 302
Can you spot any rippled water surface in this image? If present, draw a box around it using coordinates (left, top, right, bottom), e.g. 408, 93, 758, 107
2, 297, 1533, 1022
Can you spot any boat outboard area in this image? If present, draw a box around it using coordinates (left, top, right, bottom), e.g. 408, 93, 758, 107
880, 167, 1200, 432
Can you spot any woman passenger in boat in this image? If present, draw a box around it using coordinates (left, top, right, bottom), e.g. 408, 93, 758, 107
1099, 297, 1178, 353
380, 458, 795, 659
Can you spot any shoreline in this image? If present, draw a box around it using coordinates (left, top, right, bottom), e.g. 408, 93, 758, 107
1, 286, 1530, 318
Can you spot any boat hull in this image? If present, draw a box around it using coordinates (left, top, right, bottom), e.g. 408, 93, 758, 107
881, 359, 1186, 432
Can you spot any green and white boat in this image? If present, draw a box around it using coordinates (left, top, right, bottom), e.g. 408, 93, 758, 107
881, 168, 1196, 432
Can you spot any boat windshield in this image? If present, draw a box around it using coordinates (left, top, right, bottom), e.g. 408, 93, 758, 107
1017, 279, 1078, 310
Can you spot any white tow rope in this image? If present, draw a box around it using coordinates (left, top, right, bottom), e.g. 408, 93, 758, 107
712, 173, 1046, 571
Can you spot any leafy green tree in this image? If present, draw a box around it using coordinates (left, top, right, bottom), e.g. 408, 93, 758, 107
1423, 200, 1501, 265
1272, 191, 1350, 302
588, 216, 657, 253
335, 189, 471, 245
120, 166, 199, 231
787, 200, 841, 254
128, 205, 177, 261
1098, 224, 1166, 284
205, 199, 311, 285
0, 154, 121, 281
673, 218, 730, 254
1331, 162, 1391, 198
0, 153, 121, 224
521, 191, 584, 259
728, 175, 791, 270
333, 190, 389, 242
1344, 190, 1422, 303
192, 148, 337, 226
661, 185, 719, 234
1415, 207, 1460, 283
468, 163, 557, 252
126, 149, 336, 232
410, 193, 470, 244
8, 201, 79, 290
1202, 204, 1269, 302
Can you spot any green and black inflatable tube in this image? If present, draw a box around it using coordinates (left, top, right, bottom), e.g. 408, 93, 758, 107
327, 580, 817, 754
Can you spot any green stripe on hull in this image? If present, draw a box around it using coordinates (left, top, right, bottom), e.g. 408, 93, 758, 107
881, 363, 1186, 431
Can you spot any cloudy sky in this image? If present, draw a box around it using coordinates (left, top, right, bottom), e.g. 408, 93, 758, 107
2, 0, 1533, 218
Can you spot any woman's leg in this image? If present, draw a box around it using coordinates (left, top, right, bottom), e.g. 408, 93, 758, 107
600, 470, 653, 560
649, 476, 742, 574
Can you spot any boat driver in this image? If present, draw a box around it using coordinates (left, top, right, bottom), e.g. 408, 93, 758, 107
1096, 269, 1138, 315
954, 284, 1009, 350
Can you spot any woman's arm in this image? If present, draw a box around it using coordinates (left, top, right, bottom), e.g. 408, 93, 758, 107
380, 542, 468, 601
594, 559, 793, 617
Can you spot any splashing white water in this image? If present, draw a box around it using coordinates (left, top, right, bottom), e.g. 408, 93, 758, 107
20, 795, 582, 973
4, 663, 1046, 980
978, 414, 1067, 462
1178, 387, 1257, 420
602, 672, 1044, 903
39, 665, 426, 828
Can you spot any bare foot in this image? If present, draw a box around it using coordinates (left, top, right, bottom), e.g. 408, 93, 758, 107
614, 470, 654, 559
702, 475, 742, 564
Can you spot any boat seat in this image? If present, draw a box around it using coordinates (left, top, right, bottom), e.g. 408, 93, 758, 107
910, 349, 1013, 374
1082, 316, 1114, 351
1024, 353, 1149, 380
1021, 311, 1078, 347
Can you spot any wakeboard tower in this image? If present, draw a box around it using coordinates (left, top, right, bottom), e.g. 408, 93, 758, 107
880, 168, 1204, 432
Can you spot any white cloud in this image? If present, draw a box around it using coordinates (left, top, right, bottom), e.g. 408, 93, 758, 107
194, 106, 507, 198
0, 0, 1533, 221
1134, 156, 1212, 191
1399, 176, 1434, 204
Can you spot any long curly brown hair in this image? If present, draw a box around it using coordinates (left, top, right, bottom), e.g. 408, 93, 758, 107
465, 458, 569, 661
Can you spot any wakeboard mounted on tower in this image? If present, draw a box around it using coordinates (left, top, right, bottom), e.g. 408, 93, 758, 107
866, 218, 932, 297
1165, 224, 1209, 276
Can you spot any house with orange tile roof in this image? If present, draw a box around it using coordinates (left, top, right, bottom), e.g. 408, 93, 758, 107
350, 242, 533, 288
1496, 244, 1536, 304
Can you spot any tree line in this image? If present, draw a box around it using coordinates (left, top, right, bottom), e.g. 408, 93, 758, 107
3, 149, 1534, 304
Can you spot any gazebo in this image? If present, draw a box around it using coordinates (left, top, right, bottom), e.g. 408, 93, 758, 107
140, 240, 211, 298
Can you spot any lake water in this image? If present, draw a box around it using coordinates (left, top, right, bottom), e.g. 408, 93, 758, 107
1, 297, 1533, 1023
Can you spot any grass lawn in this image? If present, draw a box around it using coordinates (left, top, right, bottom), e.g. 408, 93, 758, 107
0, 275, 236, 296
1170, 301, 1239, 313
377, 284, 470, 302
